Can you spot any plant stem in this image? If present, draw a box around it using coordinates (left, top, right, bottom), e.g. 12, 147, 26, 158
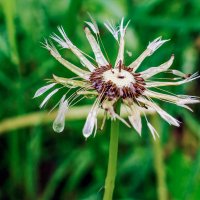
103, 104, 120, 200
151, 115, 168, 200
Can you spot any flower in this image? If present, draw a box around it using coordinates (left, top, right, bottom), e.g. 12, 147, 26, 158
34, 17, 199, 139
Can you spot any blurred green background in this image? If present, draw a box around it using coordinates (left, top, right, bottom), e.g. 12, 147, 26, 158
0, 0, 200, 199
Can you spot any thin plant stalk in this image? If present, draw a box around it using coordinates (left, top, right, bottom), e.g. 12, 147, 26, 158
103, 103, 120, 200
151, 115, 168, 200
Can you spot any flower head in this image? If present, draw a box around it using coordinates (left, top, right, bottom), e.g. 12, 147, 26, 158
34, 17, 199, 139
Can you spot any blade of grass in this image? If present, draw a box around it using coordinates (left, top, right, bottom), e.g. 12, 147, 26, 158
25, 127, 42, 200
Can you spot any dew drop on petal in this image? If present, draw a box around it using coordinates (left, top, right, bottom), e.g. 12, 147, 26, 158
83, 110, 97, 138
53, 99, 68, 133
53, 119, 65, 133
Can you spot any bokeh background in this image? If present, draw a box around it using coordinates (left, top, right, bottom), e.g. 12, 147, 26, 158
0, 0, 200, 199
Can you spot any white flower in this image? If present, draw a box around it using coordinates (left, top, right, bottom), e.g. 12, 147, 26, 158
34, 17, 199, 139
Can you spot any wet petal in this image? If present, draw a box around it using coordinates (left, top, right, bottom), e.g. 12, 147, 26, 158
39, 89, 59, 108
84, 27, 108, 66
85, 22, 99, 35
53, 95, 68, 133
127, 104, 142, 135
146, 72, 200, 88
128, 37, 169, 72
44, 40, 89, 80
104, 21, 119, 41
83, 106, 98, 138
115, 18, 130, 66
147, 122, 159, 140
52, 27, 95, 71
138, 97, 180, 127
147, 37, 170, 55
33, 83, 56, 98
53, 74, 89, 88
141, 55, 174, 79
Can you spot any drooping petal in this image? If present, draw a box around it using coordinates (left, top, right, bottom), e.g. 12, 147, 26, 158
84, 27, 108, 66
82, 105, 98, 138
146, 72, 200, 88
127, 104, 142, 135
128, 37, 169, 72
147, 122, 159, 140
53, 95, 68, 133
141, 55, 174, 79
51, 27, 96, 72
104, 21, 119, 41
114, 113, 131, 127
145, 90, 200, 105
138, 97, 180, 127
44, 40, 89, 80
53, 74, 89, 88
39, 88, 59, 109
33, 83, 56, 98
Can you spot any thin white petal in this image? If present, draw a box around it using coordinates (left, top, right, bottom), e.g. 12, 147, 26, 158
33, 83, 56, 98
83, 106, 98, 138
52, 27, 96, 72
147, 122, 159, 140
39, 88, 59, 109
53, 95, 68, 133
104, 21, 119, 41
138, 97, 180, 127
128, 37, 169, 71
85, 22, 99, 34
44, 40, 89, 80
114, 113, 131, 128
170, 69, 186, 78
147, 37, 170, 54
127, 104, 142, 135
115, 19, 130, 66
145, 90, 200, 106
84, 27, 108, 66
50, 33, 69, 49
141, 55, 174, 79
87, 13, 99, 34
146, 72, 200, 88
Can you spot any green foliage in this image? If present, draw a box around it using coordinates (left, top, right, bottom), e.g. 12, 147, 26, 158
0, 0, 200, 199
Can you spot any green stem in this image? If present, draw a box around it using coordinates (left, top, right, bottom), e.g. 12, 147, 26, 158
103, 104, 120, 200
151, 115, 168, 200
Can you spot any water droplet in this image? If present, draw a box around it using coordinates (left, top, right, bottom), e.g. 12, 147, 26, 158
53, 119, 65, 133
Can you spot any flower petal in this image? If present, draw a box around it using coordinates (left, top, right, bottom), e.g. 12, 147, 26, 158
44, 40, 89, 80
53, 95, 68, 133
82, 106, 98, 138
146, 72, 200, 88
85, 22, 99, 35
141, 55, 174, 79
127, 104, 142, 135
84, 27, 108, 66
51, 27, 96, 72
104, 21, 119, 41
39, 88, 59, 109
147, 122, 159, 140
33, 83, 56, 98
115, 18, 130, 66
128, 37, 169, 72
147, 37, 170, 54
138, 97, 180, 127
